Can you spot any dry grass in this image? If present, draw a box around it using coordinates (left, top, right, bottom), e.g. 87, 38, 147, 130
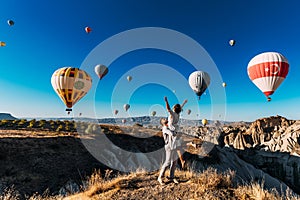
64, 167, 300, 200
1, 167, 300, 200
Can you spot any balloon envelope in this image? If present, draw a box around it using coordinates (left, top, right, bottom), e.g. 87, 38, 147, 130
202, 118, 208, 126
187, 109, 191, 115
7, 20, 14, 26
94, 64, 108, 80
85, 26, 92, 33
122, 119, 126, 123
123, 104, 130, 112
247, 52, 289, 99
222, 82, 227, 87
151, 111, 156, 116
51, 67, 92, 110
114, 110, 119, 115
229, 39, 235, 46
127, 76, 132, 82
0, 41, 6, 47
188, 71, 210, 98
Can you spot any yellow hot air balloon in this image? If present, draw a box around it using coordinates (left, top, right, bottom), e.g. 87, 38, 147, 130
202, 118, 208, 126
0, 41, 6, 47
51, 67, 92, 112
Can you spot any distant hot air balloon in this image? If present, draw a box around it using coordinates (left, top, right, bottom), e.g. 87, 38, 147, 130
188, 71, 210, 100
229, 39, 235, 46
123, 104, 130, 112
187, 109, 191, 115
114, 109, 119, 115
85, 26, 92, 33
94, 64, 108, 80
247, 52, 289, 102
127, 76, 132, 82
79, 112, 82, 116
222, 82, 227, 87
51, 67, 92, 112
7, 20, 14, 26
151, 111, 156, 116
202, 118, 208, 126
0, 41, 6, 47
122, 119, 126, 124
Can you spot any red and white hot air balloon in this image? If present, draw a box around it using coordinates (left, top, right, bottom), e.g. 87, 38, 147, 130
85, 26, 92, 33
247, 52, 289, 101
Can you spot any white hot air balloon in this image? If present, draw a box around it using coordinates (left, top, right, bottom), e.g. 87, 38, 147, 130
229, 39, 235, 46
114, 109, 119, 115
222, 82, 227, 87
123, 104, 130, 112
188, 71, 210, 100
94, 64, 108, 80
122, 119, 127, 124
127, 76, 132, 82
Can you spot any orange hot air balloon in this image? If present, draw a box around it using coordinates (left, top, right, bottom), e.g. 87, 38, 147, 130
247, 52, 289, 101
85, 26, 92, 33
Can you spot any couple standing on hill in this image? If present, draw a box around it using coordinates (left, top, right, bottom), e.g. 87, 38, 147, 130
157, 96, 188, 185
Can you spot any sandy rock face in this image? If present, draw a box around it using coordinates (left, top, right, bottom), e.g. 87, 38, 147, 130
222, 115, 299, 154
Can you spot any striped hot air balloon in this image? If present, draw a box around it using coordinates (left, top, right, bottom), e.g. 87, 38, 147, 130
51, 67, 92, 112
247, 52, 289, 101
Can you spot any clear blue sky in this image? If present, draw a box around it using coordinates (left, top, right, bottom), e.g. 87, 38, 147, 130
0, 0, 300, 121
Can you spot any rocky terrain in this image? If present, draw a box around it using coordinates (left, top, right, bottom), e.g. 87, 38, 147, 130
0, 115, 299, 199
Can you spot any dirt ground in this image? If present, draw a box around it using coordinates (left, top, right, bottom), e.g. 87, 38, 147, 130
0, 129, 108, 198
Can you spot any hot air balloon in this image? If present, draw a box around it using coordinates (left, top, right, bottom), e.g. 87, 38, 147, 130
79, 112, 82, 116
94, 64, 108, 80
114, 109, 119, 115
122, 119, 127, 124
202, 118, 208, 126
151, 111, 156, 116
222, 82, 227, 87
247, 52, 289, 101
187, 109, 191, 115
127, 76, 132, 82
85, 26, 92, 33
229, 39, 235, 46
51, 67, 92, 112
188, 71, 210, 100
0, 41, 6, 47
123, 104, 130, 112
7, 20, 14, 26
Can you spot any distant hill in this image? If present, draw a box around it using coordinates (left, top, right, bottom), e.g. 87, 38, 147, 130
0, 113, 17, 120
33, 116, 237, 127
